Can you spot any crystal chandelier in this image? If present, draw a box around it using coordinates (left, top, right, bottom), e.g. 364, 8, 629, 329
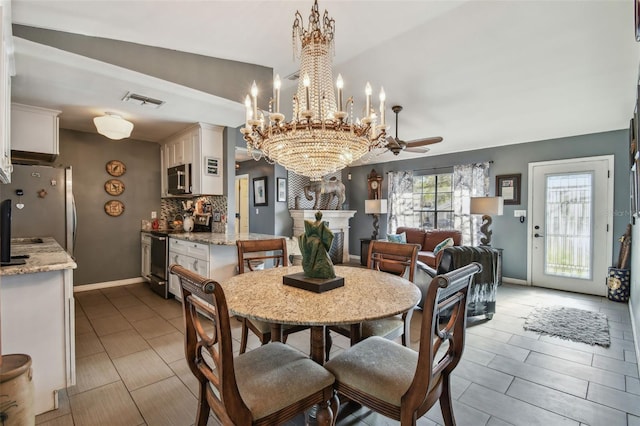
241, 0, 387, 181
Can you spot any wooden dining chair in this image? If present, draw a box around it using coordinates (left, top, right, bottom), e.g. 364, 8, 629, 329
236, 238, 309, 353
324, 262, 482, 426
326, 240, 420, 359
169, 264, 337, 426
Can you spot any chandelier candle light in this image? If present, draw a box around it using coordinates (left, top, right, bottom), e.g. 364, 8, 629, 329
241, 0, 388, 180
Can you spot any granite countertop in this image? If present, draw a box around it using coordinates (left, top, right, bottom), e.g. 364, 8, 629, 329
0, 237, 77, 276
166, 232, 290, 246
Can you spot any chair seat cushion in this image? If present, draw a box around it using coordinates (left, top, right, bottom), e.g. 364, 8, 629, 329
324, 336, 417, 406
361, 316, 404, 339
235, 342, 334, 420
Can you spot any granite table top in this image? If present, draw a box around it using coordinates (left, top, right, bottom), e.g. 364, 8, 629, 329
221, 265, 421, 326
1, 237, 77, 276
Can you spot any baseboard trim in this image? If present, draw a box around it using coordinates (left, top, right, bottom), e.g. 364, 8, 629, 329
503, 277, 529, 286
74, 277, 146, 292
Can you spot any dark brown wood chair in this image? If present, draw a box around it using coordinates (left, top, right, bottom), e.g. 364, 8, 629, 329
326, 240, 420, 359
324, 262, 482, 426
169, 264, 337, 426
236, 238, 308, 354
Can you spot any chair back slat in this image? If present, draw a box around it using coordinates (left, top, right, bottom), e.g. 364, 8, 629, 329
367, 240, 420, 283
237, 238, 288, 274
404, 262, 481, 414
170, 264, 252, 424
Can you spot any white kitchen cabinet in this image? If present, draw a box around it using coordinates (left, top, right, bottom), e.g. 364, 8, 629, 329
168, 238, 210, 299
0, 2, 14, 183
11, 103, 61, 160
160, 123, 224, 197
1, 268, 75, 415
141, 233, 152, 280
163, 131, 193, 169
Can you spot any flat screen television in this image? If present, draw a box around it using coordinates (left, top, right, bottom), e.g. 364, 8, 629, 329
1, 199, 26, 266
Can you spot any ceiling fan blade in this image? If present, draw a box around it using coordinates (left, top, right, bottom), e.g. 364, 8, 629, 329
405, 146, 430, 154
406, 136, 443, 147
385, 135, 401, 148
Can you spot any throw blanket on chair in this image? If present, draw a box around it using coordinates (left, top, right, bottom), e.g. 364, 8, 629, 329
438, 246, 497, 306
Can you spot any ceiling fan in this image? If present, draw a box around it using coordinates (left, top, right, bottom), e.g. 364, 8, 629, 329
384, 105, 443, 155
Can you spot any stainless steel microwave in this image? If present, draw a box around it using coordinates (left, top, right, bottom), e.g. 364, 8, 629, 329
167, 164, 192, 195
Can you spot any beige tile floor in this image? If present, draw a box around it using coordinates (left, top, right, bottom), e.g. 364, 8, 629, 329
35, 280, 640, 426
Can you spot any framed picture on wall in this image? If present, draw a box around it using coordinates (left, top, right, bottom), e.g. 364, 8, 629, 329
253, 176, 268, 206
630, 117, 637, 168
635, 152, 640, 217
277, 178, 287, 202
495, 173, 521, 205
631, 168, 637, 221
636, 0, 640, 41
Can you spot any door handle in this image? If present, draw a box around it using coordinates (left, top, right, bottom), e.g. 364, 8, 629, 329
534, 233, 544, 238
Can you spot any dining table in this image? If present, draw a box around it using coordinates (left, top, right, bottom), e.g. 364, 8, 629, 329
221, 265, 421, 364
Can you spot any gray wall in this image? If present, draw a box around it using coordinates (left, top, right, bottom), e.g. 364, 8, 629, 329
58, 129, 161, 285
345, 129, 629, 281
236, 158, 276, 235
274, 164, 293, 237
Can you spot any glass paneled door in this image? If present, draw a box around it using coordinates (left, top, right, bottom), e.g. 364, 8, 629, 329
529, 156, 613, 296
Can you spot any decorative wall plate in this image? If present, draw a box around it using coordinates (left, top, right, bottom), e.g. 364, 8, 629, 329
106, 160, 126, 177
104, 179, 125, 196
104, 200, 125, 217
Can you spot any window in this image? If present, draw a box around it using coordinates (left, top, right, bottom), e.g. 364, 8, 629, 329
394, 173, 454, 229
414, 174, 453, 229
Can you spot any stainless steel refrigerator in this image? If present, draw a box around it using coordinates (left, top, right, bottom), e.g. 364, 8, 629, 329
2, 164, 76, 255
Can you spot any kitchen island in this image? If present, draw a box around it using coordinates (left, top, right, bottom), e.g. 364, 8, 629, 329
0, 237, 77, 415
166, 232, 298, 299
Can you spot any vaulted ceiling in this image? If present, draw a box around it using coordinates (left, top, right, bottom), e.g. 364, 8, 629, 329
8, 0, 640, 165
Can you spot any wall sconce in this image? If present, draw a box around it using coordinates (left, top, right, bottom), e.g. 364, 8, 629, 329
365, 199, 387, 240
470, 196, 503, 246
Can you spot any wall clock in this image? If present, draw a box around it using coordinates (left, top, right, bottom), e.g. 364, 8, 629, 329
106, 160, 126, 177
104, 200, 125, 217
367, 168, 383, 200
104, 179, 125, 196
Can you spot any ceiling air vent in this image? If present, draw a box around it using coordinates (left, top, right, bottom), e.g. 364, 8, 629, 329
285, 71, 300, 81
122, 92, 165, 109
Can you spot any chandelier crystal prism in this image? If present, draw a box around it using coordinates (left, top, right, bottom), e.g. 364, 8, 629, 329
241, 0, 388, 181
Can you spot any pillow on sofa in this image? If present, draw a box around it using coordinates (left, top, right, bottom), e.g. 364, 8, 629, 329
387, 232, 407, 243
433, 237, 454, 255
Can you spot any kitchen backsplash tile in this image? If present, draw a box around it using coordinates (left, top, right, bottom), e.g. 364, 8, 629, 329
160, 195, 227, 233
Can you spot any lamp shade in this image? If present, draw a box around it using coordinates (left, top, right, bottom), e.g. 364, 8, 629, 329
470, 196, 503, 216
365, 199, 387, 215
93, 114, 134, 140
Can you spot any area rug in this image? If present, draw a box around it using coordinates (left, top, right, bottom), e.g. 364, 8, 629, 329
523, 305, 610, 347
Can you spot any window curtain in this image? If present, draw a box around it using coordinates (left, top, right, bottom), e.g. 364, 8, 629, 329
453, 162, 490, 245
387, 170, 414, 234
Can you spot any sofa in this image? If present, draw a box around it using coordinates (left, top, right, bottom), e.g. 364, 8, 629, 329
395, 227, 463, 268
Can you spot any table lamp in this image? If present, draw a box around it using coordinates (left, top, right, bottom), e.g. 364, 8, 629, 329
365, 199, 387, 240
470, 196, 503, 246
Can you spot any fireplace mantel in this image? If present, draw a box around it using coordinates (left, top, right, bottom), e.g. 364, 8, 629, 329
289, 210, 356, 264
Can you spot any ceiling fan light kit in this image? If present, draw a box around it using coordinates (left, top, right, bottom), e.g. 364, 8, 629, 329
241, 0, 389, 180
93, 113, 134, 140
